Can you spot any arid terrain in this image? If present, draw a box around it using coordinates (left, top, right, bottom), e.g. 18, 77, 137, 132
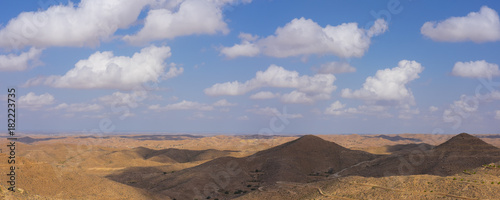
1, 133, 500, 199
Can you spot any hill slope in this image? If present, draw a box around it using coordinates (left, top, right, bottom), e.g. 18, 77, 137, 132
107, 135, 378, 199
337, 133, 500, 177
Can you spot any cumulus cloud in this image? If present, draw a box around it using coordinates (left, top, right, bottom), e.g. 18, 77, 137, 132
205, 64, 336, 103
149, 99, 235, 111
0, 0, 150, 49
281, 91, 313, 104
341, 60, 424, 104
421, 6, 500, 43
313, 61, 356, 74
249, 91, 279, 99
451, 60, 500, 78
220, 18, 388, 58
220, 33, 260, 58
24, 45, 182, 90
124, 0, 249, 44
324, 101, 346, 115
0, 47, 43, 71
324, 103, 389, 117
496, 110, 500, 120
19, 92, 55, 110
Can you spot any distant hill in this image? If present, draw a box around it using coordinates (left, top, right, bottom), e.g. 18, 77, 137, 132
337, 133, 500, 177
132, 147, 236, 163
107, 135, 378, 200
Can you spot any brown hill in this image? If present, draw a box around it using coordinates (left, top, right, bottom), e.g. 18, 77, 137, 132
107, 135, 378, 200
133, 147, 235, 163
434, 132, 499, 152
238, 160, 500, 200
337, 133, 500, 177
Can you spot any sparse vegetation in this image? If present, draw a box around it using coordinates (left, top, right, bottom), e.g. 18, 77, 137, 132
234, 189, 244, 194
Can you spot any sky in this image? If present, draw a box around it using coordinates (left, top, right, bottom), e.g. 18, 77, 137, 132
1, 0, 500, 135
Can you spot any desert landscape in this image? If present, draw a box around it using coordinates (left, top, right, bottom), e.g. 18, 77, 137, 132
1, 133, 499, 200
2, 1, 500, 200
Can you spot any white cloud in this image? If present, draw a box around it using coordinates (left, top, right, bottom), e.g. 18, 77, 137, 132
213, 99, 237, 107
442, 94, 480, 125
341, 60, 424, 104
421, 6, 500, 43
220, 17, 388, 58
367, 18, 389, 37
496, 110, 500, 120
149, 100, 214, 111
98, 91, 148, 107
249, 91, 279, 99
323, 103, 390, 117
149, 99, 236, 112
220, 41, 260, 59
124, 0, 245, 44
281, 91, 314, 104
24, 45, 182, 90
0, 0, 150, 49
324, 101, 346, 115
429, 106, 439, 112
451, 60, 500, 78
220, 32, 260, 58
450, 94, 479, 113
205, 64, 336, 103
487, 90, 500, 101
0, 47, 43, 71
247, 106, 302, 118
19, 92, 55, 110
398, 105, 420, 119
52, 103, 102, 112
314, 61, 356, 74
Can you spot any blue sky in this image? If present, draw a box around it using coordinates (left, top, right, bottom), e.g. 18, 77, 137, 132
1, 0, 500, 135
